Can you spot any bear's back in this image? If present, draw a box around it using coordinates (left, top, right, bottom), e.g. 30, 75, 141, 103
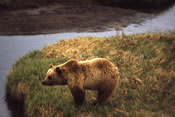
80, 58, 119, 90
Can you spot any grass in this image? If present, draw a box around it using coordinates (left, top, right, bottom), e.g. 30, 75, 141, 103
6, 32, 175, 117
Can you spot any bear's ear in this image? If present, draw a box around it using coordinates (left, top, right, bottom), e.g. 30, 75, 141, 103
49, 64, 53, 68
56, 67, 62, 75
66, 59, 79, 72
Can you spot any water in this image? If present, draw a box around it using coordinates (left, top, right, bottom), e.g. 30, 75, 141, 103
123, 5, 175, 34
0, 5, 175, 117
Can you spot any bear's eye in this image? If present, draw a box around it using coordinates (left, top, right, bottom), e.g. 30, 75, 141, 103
48, 76, 52, 80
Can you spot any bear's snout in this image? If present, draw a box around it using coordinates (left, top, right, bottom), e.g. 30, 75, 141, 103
42, 80, 53, 86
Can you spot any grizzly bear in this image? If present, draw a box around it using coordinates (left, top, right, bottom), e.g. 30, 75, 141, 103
42, 58, 120, 106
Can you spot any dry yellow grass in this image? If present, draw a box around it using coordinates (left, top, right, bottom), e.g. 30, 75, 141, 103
41, 37, 111, 60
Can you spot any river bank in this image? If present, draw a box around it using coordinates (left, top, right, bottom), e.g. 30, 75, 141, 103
0, 3, 152, 35
6, 32, 175, 117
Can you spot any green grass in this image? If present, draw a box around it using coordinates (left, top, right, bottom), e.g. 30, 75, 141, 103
6, 32, 175, 117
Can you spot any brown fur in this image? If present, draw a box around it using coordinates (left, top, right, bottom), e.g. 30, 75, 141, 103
42, 58, 120, 106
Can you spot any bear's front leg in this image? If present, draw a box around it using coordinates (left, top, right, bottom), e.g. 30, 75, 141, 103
70, 85, 85, 107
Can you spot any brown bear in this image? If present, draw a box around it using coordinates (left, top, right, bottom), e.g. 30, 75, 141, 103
42, 58, 120, 106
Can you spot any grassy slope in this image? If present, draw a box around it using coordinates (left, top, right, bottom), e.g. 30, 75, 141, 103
6, 33, 175, 117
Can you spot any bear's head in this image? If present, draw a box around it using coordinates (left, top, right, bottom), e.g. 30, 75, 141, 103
42, 59, 79, 86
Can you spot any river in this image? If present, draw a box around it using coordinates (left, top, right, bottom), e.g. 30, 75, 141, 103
0, 5, 175, 117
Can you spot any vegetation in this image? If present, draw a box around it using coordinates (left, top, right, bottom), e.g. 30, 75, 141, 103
6, 32, 175, 117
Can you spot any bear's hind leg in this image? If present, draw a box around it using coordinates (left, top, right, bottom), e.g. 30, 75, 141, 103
96, 90, 111, 105
96, 81, 117, 105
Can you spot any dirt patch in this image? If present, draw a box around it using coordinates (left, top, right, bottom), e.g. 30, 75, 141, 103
0, 3, 151, 35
